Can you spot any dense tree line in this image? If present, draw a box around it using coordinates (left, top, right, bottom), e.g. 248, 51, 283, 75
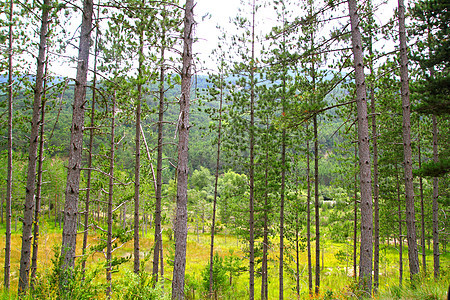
0, 0, 448, 299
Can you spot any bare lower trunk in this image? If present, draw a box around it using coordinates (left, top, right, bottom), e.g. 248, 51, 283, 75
432, 115, 439, 278
314, 115, 320, 295
348, 0, 374, 293
209, 71, 224, 297
4, 0, 13, 290
106, 93, 117, 297
61, 0, 94, 271
306, 130, 312, 294
247, 2, 257, 299
418, 127, 427, 274
19, 2, 50, 293
171, 1, 194, 298
134, 22, 144, 274
153, 25, 166, 280
30, 64, 48, 289
397, 167, 403, 286
398, 0, 420, 279
82, 2, 100, 276
353, 137, 358, 279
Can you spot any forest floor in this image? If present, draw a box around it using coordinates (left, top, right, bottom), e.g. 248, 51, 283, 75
0, 218, 449, 299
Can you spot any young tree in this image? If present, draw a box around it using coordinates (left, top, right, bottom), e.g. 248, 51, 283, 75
61, 0, 94, 271
172, 0, 194, 298
4, 0, 13, 289
347, 0, 374, 293
18, 0, 50, 293
398, 0, 420, 279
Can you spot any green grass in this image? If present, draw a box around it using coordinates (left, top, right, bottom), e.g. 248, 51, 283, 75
0, 218, 449, 299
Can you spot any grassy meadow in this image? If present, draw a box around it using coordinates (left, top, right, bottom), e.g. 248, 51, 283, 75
0, 216, 449, 299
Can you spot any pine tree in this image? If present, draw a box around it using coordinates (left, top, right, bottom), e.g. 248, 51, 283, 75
172, 0, 194, 298
18, 0, 50, 293
61, 0, 94, 272
347, 0, 374, 293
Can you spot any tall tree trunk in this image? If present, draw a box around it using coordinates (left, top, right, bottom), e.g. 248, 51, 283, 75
171, 0, 194, 298
18, 1, 50, 293
353, 136, 358, 279
82, 1, 100, 277
314, 114, 320, 294
279, 27, 287, 297
61, 0, 94, 270
106, 92, 117, 298
248, 2, 256, 299
4, 0, 13, 290
209, 70, 224, 297
261, 119, 269, 300
397, 166, 403, 286
369, 52, 380, 293
134, 13, 144, 274
30, 62, 48, 289
347, 0, 374, 293
398, 0, 420, 279
306, 127, 312, 294
432, 115, 439, 279
153, 17, 167, 280
418, 125, 426, 274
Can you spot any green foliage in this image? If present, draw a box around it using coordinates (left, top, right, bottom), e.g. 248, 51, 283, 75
114, 255, 167, 300
30, 246, 104, 300
201, 253, 228, 294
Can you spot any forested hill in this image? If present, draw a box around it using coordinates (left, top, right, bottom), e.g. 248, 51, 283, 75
0, 74, 344, 186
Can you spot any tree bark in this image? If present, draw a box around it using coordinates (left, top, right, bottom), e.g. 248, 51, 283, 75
418, 126, 427, 274
314, 114, 320, 295
106, 93, 117, 297
209, 70, 224, 297
82, 1, 100, 277
432, 115, 439, 279
134, 15, 144, 275
347, 0, 374, 293
306, 127, 312, 294
397, 166, 403, 286
398, 0, 420, 279
30, 61, 48, 289
4, 0, 13, 290
370, 53, 380, 293
153, 17, 166, 280
248, 2, 256, 299
171, 0, 194, 298
18, 1, 50, 293
61, 0, 94, 271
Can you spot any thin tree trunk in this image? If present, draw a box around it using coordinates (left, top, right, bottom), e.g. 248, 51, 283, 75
82, 1, 100, 277
397, 166, 403, 286
432, 115, 439, 278
248, 2, 256, 299
61, 0, 94, 271
306, 127, 312, 294
30, 61, 49, 289
314, 114, 320, 295
153, 17, 166, 279
4, 0, 13, 290
18, 1, 50, 293
418, 125, 427, 274
398, 0, 420, 279
347, 0, 374, 293
134, 14, 144, 274
172, 1, 194, 298
261, 119, 269, 300
370, 50, 380, 293
279, 58, 287, 300
209, 70, 224, 298
353, 136, 358, 279
106, 92, 117, 298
